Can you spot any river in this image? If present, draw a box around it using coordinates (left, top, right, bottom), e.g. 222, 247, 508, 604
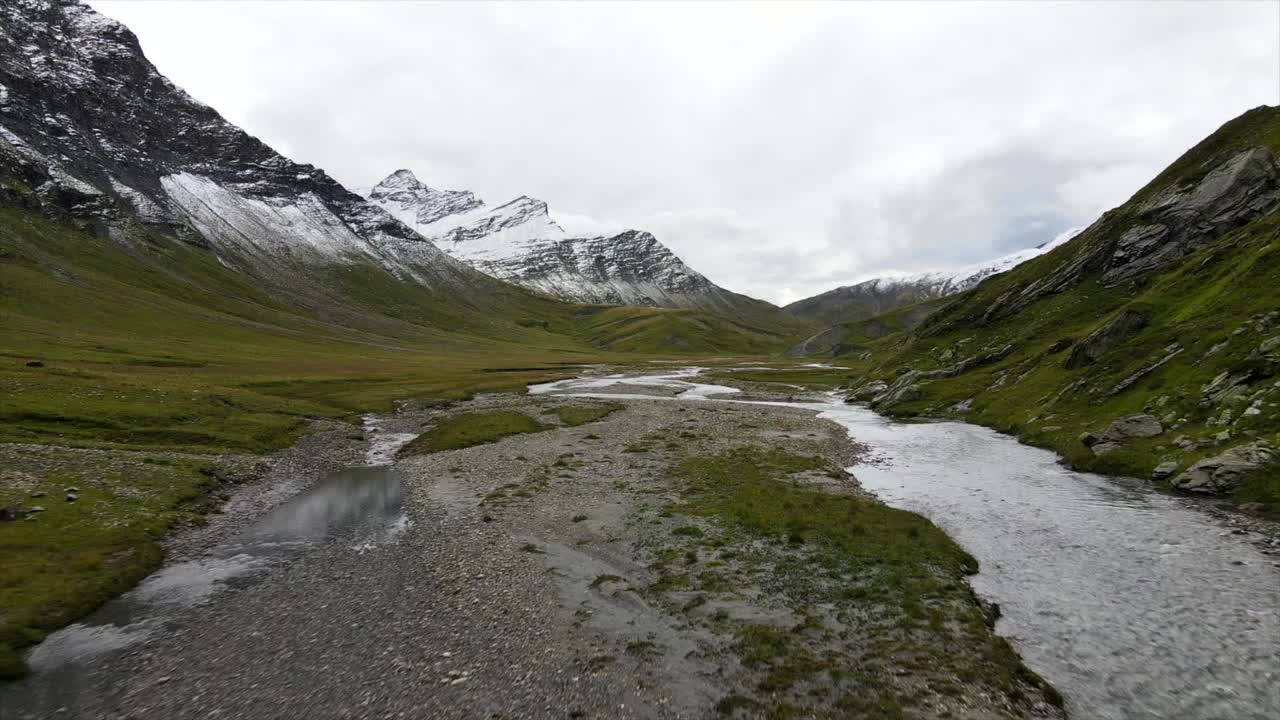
532, 369, 1280, 720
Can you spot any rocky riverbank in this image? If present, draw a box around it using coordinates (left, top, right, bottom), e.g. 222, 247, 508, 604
2, 390, 1062, 719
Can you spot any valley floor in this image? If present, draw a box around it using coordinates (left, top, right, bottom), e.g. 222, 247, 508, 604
1, 388, 1060, 720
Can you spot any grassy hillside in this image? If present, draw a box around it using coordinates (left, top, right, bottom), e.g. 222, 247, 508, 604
0, 202, 809, 677
787, 295, 952, 357
835, 107, 1280, 511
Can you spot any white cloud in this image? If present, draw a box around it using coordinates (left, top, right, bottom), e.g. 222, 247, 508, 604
90, 0, 1280, 304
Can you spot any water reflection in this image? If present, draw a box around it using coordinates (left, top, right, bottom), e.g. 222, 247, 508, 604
9, 465, 406, 685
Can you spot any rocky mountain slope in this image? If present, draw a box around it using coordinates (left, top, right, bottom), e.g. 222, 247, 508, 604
845, 105, 1280, 510
0, 0, 803, 354
784, 227, 1083, 328
364, 169, 803, 329
0, 0, 480, 292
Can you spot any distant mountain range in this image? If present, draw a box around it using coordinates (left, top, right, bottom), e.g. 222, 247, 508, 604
363, 169, 788, 320
784, 227, 1084, 328
0, 0, 803, 354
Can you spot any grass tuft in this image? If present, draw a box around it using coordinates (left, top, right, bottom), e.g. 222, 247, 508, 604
399, 411, 548, 456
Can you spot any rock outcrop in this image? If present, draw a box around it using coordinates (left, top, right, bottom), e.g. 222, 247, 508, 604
1104, 148, 1280, 284
979, 132, 1280, 323
1170, 442, 1276, 494
1064, 308, 1149, 369
1081, 414, 1164, 456
869, 345, 1016, 410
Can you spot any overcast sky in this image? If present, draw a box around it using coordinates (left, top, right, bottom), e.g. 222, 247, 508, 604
91, 1, 1279, 305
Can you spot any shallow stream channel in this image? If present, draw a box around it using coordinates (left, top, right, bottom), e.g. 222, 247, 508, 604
2, 419, 417, 711
532, 368, 1280, 720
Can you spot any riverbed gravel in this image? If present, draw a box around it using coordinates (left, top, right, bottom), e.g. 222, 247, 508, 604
2, 387, 1061, 720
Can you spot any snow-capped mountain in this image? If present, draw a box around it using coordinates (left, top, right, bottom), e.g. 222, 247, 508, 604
0, 0, 800, 341
364, 169, 778, 313
784, 227, 1084, 327
0, 0, 490, 295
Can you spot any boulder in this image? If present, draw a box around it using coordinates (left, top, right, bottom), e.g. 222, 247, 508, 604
1081, 414, 1163, 456
1101, 414, 1163, 442
1151, 462, 1179, 481
1046, 338, 1074, 354
1170, 442, 1277, 494
849, 380, 888, 402
1091, 442, 1122, 457
873, 382, 922, 407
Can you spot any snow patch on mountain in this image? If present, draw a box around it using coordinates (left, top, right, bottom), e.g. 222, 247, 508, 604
850, 226, 1086, 295
363, 169, 755, 309
160, 172, 376, 262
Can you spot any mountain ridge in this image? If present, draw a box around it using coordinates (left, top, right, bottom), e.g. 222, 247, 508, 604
0, 0, 806, 354
834, 105, 1280, 509
784, 226, 1084, 328
363, 168, 809, 331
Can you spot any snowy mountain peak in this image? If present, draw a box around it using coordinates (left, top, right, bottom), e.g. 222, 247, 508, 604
360, 172, 776, 311
368, 169, 484, 227
377, 168, 424, 189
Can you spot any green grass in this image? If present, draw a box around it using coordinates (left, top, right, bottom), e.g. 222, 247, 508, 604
667, 446, 1058, 713
553, 402, 623, 427
0, 202, 804, 678
0, 454, 218, 679
400, 411, 549, 456
675, 447, 977, 573
811, 106, 1280, 510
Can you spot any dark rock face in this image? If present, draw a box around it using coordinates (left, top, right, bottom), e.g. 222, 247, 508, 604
869, 344, 1016, 410
1105, 148, 1280, 284
1150, 462, 1179, 482
1101, 414, 1164, 442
